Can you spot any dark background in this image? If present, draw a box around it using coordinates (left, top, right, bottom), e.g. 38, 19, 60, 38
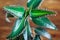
0, 0, 60, 40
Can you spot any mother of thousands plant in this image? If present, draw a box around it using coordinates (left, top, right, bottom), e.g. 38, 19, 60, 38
3, 0, 57, 40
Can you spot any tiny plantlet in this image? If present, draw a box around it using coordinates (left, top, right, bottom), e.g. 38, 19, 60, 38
3, 0, 57, 40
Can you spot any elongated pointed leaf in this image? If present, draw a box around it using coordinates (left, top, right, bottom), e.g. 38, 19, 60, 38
23, 20, 32, 40
34, 27, 52, 40
27, 0, 42, 8
34, 35, 41, 40
3, 5, 25, 18
7, 17, 26, 39
32, 17, 57, 30
30, 9, 55, 18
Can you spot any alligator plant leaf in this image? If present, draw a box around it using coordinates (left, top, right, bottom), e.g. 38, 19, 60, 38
30, 9, 55, 18
23, 20, 32, 40
7, 17, 26, 39
3, 0, 57, 40
3, 5, 25, 18
27, 0, 42, 8
32, 17, 57, 30
34, 27, 52, 40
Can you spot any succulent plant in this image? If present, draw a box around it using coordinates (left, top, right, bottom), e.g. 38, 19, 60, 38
3, 0, 57, 40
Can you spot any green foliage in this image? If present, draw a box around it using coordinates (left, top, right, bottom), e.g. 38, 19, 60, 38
30, 9, 55, 18
7, 18, 26, 39
27, 0, 42, 8
4, 5, 25, 18
34, 27, 52, 40
3, 0, 57, 40
32, 17, 57, 30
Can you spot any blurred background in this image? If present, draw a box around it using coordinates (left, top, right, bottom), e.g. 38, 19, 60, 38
0, 0, 60, 40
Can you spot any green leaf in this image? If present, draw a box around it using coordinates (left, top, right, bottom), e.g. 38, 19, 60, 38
30, 9, 55, 18
27, 0, 42, 8
23, 20, 32, 40
34, 35, 41, 40
3, 5, 25, 18
32, 17, 57, 30
7, 17, 26, 39
34, 27, 52, 40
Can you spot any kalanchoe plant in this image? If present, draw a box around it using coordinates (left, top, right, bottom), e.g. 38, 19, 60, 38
3, 0, 57, 40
